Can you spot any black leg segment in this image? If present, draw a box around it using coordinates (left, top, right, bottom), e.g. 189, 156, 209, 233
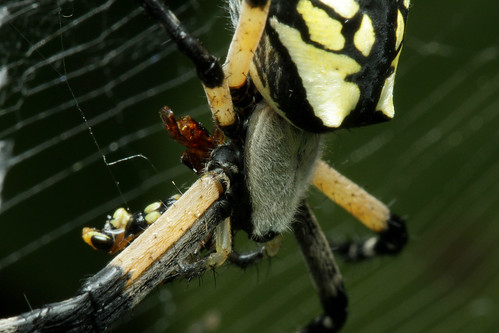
136, 0, 224, 89
293, 201, 348, 333
333, 214, 408, 261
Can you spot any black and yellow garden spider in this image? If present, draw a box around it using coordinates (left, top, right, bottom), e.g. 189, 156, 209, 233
0, 0, 409, 332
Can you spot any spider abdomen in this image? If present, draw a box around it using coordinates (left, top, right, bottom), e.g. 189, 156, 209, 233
241, 0, 409, 132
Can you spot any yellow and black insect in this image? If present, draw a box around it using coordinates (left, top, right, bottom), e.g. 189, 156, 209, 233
82, 196, 180, 254
81, 0, 410, 331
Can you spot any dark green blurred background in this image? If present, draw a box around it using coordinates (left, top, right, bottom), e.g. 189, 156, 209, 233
1, 1, 498, 332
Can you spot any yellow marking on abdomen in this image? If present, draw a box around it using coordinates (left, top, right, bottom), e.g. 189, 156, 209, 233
395, 10, 405, 50
354, 15, 375, 57
272, 18, 361, 128
319, 0, 359, 19
375, 51, 402, 118
298, 0, 344, 51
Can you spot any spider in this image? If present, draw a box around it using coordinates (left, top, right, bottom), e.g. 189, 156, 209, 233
79, 0, 411, 331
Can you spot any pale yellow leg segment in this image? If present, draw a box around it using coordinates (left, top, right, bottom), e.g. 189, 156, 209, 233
224, 0, 271, 89
204, 84, 236, 128
203, 0, 270, 128
206, 217, 232, 267
110, 173, 226, 285
203, 0, 270, 129
313, 160, 390, 232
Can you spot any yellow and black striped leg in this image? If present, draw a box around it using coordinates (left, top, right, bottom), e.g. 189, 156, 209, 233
335, 214, 407, 261
137, 0, 235, 130
137, 0, 270, 134
313, 160, 408, 261
293, 201, 347, 333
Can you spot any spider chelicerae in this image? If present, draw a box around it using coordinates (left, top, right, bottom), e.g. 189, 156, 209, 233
0, 0, 410, 332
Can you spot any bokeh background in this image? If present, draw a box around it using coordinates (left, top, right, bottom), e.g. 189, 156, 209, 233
1, 0, 498, 332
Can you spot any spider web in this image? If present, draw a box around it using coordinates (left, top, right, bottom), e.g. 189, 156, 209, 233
1, 0, 499, 332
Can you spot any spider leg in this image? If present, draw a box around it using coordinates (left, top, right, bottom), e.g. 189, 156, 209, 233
176, 219, 282, 274
224, 0, 270, 90
313, 159, 408, 261
205, 218, 232, 267
228, 235, 282, 269
137, 0, 269, 133
169, 217, 233, 280
293, 201, 347, 333
137, 0, 234, 129
204, 216, 283, 269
